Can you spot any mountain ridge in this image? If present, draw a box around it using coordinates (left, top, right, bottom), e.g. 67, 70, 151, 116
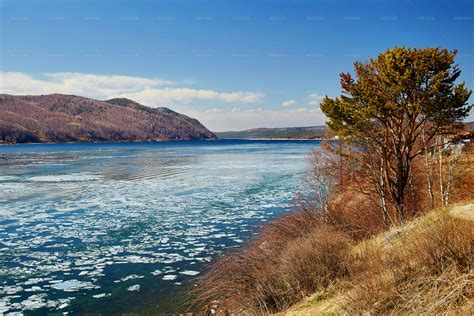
0, 93, 216, 143
216, 125, 327, 139
216, 122, 474, 139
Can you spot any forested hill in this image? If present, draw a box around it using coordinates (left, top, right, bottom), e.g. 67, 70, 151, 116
216, 126, 327, 139
0, 94, 217, 143
217, 122, 474, 140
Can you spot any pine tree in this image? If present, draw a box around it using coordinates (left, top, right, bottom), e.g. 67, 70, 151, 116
321, 47, 472, 225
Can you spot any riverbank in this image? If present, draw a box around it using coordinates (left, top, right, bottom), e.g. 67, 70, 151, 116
194, 141, 474, 314
286, 202, 473, 314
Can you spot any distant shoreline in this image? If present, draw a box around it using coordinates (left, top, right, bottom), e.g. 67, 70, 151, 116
219, 137, 324, 141
0, 139, 220, 146
0, 138, 324, 146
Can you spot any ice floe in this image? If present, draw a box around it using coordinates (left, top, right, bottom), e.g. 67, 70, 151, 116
179, 270, 200, 276
93, 293, 111, 298
127, 285, 140, 292
27, 173, 101, 183
50, 280, 95, 292
120, 274, 144, 282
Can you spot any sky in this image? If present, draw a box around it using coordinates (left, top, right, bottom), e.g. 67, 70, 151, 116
1, 0, 473, 131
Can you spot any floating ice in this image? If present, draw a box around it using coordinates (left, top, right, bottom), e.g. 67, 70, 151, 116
57, 302, 69, 309
93, 293, 111, 298
50, 280, 94, 292
162, 275, 178, 281
24, 286, 43, 292
0, 175, 17, 181
179, 270, 200, 276
120, 274, 144, 282
127, 285, 140, 292
27, 173, 101, 182
0, 298, 10, 313
0, 140, 315, 312
1, 285, 23, 295
24, 278, 50, 285
20, 293, 47, 310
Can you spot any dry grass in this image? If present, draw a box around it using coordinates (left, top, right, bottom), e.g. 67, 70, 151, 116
191, 212, 351, 315
450, 143, 474, 203
345, 211, 473, 314
285, 206, 474, 315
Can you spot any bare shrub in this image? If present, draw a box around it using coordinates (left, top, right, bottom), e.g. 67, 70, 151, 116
278, 226, 350, 297
323, 191, 385, 240
191, 215, 350, 315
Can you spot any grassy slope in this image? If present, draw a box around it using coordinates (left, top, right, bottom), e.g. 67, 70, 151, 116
286, 203, 474, 315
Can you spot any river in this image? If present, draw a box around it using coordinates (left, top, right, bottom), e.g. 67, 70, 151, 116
0, 139, 320, 314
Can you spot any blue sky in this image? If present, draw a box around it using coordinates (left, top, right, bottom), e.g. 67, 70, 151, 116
1, 0, 473, 131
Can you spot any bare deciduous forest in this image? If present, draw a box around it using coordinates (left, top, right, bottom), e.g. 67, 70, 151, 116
0, 94, 216, 143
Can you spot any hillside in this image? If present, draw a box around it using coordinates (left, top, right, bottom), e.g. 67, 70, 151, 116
0, 94, 216, 143
217, 122, 474, 140
216, 126, 326, 139
464, 121, 474, 131
194, 140, 473, 315
287, 203, 473, 315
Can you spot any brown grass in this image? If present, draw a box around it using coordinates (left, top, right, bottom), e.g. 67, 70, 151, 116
191, 211, 351, 314
345, 212, 473, 314
450, 144, 474, 203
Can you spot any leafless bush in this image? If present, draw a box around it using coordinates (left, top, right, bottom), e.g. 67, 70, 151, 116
191, 212, 350, 314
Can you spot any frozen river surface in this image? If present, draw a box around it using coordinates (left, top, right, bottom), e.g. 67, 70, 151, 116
0, 139, 319, 313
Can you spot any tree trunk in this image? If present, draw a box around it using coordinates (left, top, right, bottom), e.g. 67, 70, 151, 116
395, 151, 406, 225
422, 132, 435, 209
437, 136, 445, 207
409, 169, 415, 212
379, 156, 391, 228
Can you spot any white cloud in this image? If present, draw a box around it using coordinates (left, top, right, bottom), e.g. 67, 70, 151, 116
0, 72, 264, 105
220, 92, 263, 103
112, 88, 263, 106
282, 99, 297, 107
205, 107, 224, 113
246, 107, 263, 112
185, 107, 326, 132
307, 92, 325, 106
0, 72, 172, 98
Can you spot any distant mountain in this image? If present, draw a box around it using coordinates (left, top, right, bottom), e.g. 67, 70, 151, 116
217, 122, 474, 140
0, 94, 216, 143
216, 126, 327, 139
464, 121, 474, 131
